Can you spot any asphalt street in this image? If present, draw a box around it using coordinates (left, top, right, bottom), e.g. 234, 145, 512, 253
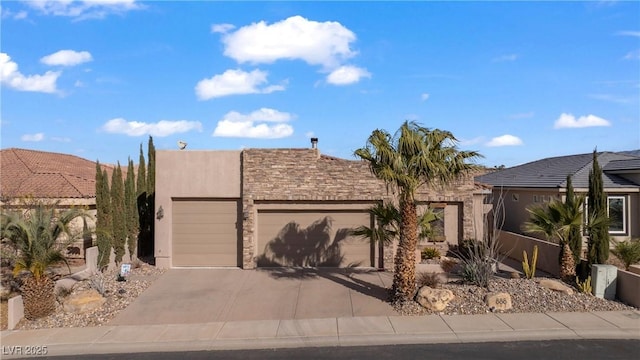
27, 339, 640, 360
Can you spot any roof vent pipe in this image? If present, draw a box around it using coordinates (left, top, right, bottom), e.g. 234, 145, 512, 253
310, 137, 318, 149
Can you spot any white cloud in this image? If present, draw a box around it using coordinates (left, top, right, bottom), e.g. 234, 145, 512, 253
195, 68, 284, 100
623, 49, 640, 60
326, 65, 370, 85
588, 94, 633, 104
25, 0, 142, 20
492, 54, 519, 62
305, 131, 315, 138
74, 80, 85, 87
553, 113, 612, 129
421, 93, 430, 101
486, 135, 523, 147
21, 133, 45, 142
101, 118, 203, 137
41, 50, 93, 66
459, 136, 485, 146
616, 31, 640, 37
221, 15, 357, 69
1, 6, 28, 20
211, 23, 235, 34
0, 53, 60, 93
213, 108, 294, 139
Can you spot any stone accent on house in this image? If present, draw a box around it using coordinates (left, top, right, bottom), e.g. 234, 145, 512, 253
241, 148, 483, 269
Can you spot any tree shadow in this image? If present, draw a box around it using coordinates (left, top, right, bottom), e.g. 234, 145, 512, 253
257, 216, 355, 267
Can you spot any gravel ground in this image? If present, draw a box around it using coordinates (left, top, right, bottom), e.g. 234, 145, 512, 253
15, 264, 165, 330
394, 276, 638, 316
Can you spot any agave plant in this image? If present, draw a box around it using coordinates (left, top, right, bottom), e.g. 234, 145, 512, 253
1, 202, 88, 319
611, 238, 640, 271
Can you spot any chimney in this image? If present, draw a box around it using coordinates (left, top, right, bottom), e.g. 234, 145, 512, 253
310, 137, 318, 149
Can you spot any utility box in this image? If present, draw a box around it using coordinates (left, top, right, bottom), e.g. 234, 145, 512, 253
591, 264, 617, 300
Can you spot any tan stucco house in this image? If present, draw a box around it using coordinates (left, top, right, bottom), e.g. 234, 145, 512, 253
154, 145, 490, 269
475, 151, 640, 244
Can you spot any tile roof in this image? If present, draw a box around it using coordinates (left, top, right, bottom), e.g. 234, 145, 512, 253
0, 148, 119, 199
475, 151, 640, 189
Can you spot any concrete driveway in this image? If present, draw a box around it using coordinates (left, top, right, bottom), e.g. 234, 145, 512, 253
110, 268, 397, 325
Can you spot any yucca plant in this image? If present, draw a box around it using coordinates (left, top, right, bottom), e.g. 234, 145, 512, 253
1, 202, 88, 319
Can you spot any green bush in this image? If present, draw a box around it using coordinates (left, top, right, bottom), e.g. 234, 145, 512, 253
611, 239, 640, 271
421, 247, 441, 260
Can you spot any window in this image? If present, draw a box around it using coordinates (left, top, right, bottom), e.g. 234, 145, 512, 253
430, 203, 446, 242
608, 196, 626, 234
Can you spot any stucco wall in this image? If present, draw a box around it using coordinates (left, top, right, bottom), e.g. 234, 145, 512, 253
154, 150, 241, 268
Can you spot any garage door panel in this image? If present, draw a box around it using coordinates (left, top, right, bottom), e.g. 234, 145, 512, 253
257, 211, 373, 268
172, 200, 239, 267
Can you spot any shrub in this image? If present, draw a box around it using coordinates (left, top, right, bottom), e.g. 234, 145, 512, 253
611, 239, 640, 271
421, 247, 441, 261
452, 238, 502, 289
416, 272, 442, 288
576, 276, 592, 294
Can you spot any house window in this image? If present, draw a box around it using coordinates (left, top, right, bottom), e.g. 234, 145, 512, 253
608, 196, 626, 234
430, 203, 446, 242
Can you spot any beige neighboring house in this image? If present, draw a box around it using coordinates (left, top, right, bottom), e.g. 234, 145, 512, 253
475, 150, 640, 244
0, 148, 119, 258
154, 142, 491, 270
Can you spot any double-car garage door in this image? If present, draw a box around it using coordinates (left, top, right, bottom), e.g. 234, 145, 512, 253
172, 200, 374, 268
257, 210, 373, 267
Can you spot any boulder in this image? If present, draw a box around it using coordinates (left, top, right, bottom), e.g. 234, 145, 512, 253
62, 289, 105, 313
538, 279, 574, 295
415, 286, 455, 311
485, 292, 512, 311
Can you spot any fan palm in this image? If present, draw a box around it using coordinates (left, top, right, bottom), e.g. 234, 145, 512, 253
1, 202, 88, 319
523, 196, 585, 245
354, 121, 480, 302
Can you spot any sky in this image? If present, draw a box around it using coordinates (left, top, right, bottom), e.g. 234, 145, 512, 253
1, 0, 639, 168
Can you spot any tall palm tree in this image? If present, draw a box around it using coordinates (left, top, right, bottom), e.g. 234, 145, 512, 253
354, 121, 480, 302
1, 202, 88, 319
352, 203, 439, 248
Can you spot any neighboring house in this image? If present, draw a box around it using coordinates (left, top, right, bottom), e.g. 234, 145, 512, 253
475, 151, 640, 244
0, 148, 119, 258
154, 143, 490, 269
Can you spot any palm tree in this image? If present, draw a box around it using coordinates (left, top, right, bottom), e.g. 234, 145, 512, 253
352, 202, 439, 248
354, 121, 480, 302
522, 195, 607, 279
1, 202, 88, 319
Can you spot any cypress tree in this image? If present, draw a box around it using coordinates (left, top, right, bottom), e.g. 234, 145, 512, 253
145, 136, 156, 257
136, 144, 148, 256
111, 162, 126, 264
125, 158, 138, 259
95, 161, 110, 270
565, 175, 582, 264
587, 150, 609, 265
99, 168, 112, 270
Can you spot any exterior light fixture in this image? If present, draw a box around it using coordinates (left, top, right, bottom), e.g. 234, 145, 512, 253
156, 206, 164, 220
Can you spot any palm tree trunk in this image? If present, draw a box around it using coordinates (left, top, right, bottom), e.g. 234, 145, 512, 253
392, 198, 417, 302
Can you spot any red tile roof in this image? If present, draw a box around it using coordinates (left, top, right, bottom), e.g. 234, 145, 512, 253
0, 148, 119, 199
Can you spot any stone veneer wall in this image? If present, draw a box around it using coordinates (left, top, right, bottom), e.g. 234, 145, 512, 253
241, 148, 480, 269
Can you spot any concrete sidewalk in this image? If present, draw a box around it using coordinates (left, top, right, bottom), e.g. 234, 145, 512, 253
1, 311, 639, 358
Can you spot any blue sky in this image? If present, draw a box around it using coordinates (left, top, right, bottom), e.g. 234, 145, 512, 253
1, 1, 639, 167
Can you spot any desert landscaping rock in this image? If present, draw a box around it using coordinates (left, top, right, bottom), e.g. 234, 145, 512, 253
62, 289, 105, 313
415, 286, 455, 311
485, 292, 512, 311
538, 278, 574, 295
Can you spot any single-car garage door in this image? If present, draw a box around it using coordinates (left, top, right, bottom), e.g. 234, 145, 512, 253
257, 210, 373, 268
172, 199, 240, 267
